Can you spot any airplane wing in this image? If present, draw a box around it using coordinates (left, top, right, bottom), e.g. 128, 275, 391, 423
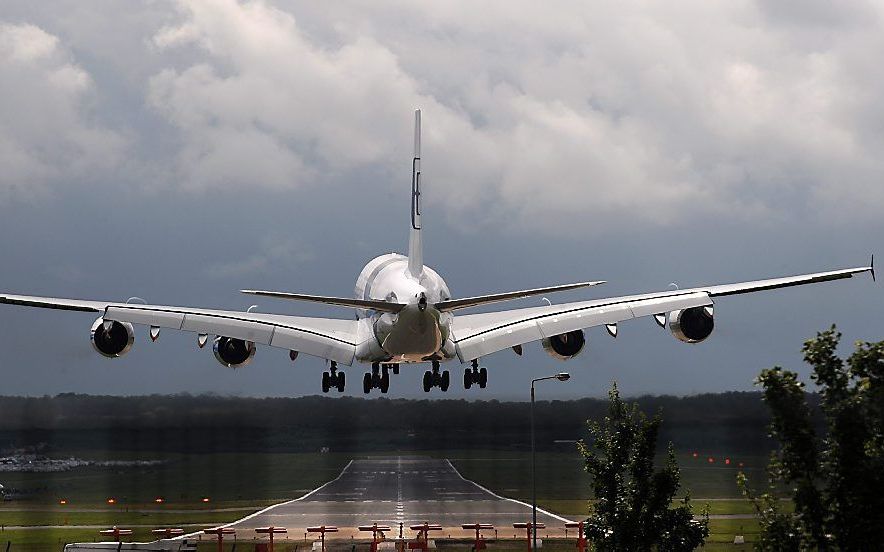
450, 264, 873, 363
0, 294, 358, 365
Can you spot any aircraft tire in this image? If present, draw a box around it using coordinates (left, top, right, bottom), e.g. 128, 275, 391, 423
441, 370, 450, 392
463, 369, 472, 389
423, 371, 432, 392
363, 373, 372, 394
380, 372, 390, 393
337, 371, 346, 392
479, 367, 488, 389
392, 364, 400, 375
322, 372, 331, 393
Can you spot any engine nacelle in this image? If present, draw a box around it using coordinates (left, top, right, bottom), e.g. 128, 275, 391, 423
669, 306, 714, 343
213, 336, 256, 368
90, 317, 135, 358
542, 329, 586, 360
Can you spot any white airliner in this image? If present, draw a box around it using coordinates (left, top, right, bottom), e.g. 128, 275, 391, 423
0, 111, 875, 394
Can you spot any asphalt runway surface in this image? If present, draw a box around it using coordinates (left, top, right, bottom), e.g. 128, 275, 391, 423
226, 456, 571, 537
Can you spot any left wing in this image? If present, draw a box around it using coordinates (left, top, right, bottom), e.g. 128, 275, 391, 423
0, 294, 358, 365
450, 264, 873, 363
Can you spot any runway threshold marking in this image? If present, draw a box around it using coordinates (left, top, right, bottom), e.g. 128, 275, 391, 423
173, 459, 355, 541
444, 459, 573, 523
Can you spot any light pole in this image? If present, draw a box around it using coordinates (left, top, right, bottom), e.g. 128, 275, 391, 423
531, 372, 570, 552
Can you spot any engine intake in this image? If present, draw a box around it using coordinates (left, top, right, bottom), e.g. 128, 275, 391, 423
542, 329, 586, 360
90, 318, 135, 358
669, 306, 714, 343
213, 336, 256, 368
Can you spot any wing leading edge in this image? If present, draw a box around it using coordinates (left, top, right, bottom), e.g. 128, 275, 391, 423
450, 263, 873, 363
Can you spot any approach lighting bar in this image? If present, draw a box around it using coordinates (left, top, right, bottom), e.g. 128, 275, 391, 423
152, 528, 185, 539
358, 525, 392, 532
410, 524, 443, 531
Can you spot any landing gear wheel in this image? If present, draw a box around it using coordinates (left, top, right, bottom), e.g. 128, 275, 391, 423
464, 369, 473, 390
423, 371, 432, 393
363, 373, 372, 394
322, 372, 331, 393
441, 370, 450, 392
337, 371, 346, 392
380, 372, 390, 394
479, 367, 488, 389
392, 364, 400, 375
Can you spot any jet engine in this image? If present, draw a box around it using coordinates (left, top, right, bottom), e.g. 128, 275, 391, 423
542, 329, 586, 360
90, 317, 135, 358
213, 336, 256, 368
669, 306, 714, 343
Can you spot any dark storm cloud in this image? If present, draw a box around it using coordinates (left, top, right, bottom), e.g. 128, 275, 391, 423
0, 0, 881, 399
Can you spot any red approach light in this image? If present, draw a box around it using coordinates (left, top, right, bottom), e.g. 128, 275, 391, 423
107, 498, 116, 505
155, 497, 165, 504
692, 452, 699, 458
59, 499, 68, 505
202, 497, 211, 503
707, 457, 715, 463
725, 458, 731, 465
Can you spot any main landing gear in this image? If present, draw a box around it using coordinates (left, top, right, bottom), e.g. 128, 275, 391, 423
364, 362, 392, 394
423, 361, 450, 393
464, 359, 487, 389
321, 362, 345, 393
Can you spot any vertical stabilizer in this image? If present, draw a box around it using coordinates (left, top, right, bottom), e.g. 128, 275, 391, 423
408, 109, 423, 278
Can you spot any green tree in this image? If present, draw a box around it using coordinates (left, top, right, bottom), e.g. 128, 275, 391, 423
578, 383, 708, 551
739, 326, 884, 550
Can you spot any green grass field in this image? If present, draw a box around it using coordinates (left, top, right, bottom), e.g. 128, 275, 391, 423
0, 449, 772, 550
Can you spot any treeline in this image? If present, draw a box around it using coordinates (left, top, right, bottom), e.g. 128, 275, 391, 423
0, 392, 816, 454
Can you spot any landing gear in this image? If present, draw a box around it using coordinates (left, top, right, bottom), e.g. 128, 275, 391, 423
364, 363, 391, 394
464, 360, 487, 390
381, 363, 400, 375
322, 362, 345, 393
422, 361, 450, 392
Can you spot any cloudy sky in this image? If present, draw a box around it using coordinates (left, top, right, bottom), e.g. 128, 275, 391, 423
0, 0, 881, 400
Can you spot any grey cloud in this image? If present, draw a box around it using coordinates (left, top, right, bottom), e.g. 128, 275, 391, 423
0, 22, 127, 199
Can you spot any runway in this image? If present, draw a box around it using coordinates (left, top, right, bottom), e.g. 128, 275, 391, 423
226, 456, 572, 537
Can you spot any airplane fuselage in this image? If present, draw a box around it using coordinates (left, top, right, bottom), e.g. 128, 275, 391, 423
354, 253, 455, 363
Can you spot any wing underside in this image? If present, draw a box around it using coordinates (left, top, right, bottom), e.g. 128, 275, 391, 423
450, 264, 872, 362
0, 294, 358, 365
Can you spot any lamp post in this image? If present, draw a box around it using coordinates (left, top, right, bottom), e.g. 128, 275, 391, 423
531, 372, 570, 552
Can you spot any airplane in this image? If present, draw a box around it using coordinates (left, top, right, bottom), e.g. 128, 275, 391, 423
0, 110, 876, 395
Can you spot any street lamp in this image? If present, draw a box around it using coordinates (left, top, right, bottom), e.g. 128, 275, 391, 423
531, 372, 570, 552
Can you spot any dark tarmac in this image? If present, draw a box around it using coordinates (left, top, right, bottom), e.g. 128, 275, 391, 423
227, 456, 571, 537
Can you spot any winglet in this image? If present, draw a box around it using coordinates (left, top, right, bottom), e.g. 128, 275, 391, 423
872, 253, 876, 282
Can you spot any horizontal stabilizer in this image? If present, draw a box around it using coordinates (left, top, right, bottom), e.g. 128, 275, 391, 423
241, 290, 405, 313
434, 281, 605, 312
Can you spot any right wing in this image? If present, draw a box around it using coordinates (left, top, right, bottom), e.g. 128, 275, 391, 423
0, 294, 358, 365
450, 264, 873, 363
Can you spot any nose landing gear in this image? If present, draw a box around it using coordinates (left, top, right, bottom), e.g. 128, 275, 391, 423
422, 361, 450, 392
464, 359, 487, 389
321, 362, 346, 393
363, 363, 391, 394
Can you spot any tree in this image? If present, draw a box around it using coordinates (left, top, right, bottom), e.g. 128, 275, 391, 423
578, 383, 708, 551
739, 326, 884, 550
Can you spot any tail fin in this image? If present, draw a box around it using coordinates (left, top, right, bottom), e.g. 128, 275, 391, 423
407, 109, 423, 278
